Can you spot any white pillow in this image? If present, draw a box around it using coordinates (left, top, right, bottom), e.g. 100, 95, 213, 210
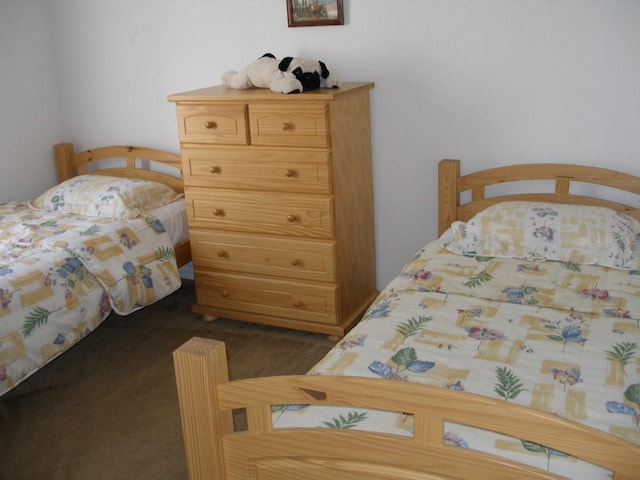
445, 201, 640, 269
31, 174, 182, 219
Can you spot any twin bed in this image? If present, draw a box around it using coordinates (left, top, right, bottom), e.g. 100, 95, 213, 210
174, 160, 640, 480
0, 143, 191, 396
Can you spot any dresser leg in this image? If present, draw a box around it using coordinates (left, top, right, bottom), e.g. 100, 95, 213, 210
202, 314, 218, 322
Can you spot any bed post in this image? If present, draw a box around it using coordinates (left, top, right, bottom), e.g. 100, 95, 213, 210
173, 337, 233, 480
53, 143, 76, 183
438, 159, 460, 236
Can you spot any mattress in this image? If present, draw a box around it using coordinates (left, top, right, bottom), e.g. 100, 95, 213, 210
148, 197, 189, 246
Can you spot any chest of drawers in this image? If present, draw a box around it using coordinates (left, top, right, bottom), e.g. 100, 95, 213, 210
168, 83, 377, 338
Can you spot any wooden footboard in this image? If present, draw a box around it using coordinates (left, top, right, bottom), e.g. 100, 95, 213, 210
173, 337, 640, 480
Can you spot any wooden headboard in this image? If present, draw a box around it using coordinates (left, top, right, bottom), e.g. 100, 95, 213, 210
438, 159, 640, 236
53, 143, 185, 195
53, 143, 191, 266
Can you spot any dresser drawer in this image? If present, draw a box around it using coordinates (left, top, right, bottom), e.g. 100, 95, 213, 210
194, 271, 338, 325
182, 146, 331, 193
190, 230, 336, 282
249, 104, 329, 147
186, 188, 334, 238
176, 104, 249, 145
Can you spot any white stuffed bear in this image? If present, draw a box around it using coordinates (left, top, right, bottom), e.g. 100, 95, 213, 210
222, 53, 341, 94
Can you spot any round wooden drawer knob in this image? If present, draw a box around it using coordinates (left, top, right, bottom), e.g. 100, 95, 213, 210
217, 250, 226, 257
293, 300, 302, 307
290, 258, 299, 266
287, 214, 297, 223
205, 121, 217, 129
209, 166, 220, 174
281, 122, 290, 131
213, 209, 224, 216
284, 169, 294, 177
221, 290, 229, 297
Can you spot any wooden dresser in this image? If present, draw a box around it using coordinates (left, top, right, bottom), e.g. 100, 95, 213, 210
168, 83, 377, 338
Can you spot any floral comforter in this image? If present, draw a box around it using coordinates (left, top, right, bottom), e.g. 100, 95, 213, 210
273, 238, 640, 479
0, 201, 181, 395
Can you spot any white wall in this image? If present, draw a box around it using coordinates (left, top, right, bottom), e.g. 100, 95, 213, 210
0, 0, 62, 201
2, 0, 639, 288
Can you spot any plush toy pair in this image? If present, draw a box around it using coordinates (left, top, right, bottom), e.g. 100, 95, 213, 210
222, 53, 341, 94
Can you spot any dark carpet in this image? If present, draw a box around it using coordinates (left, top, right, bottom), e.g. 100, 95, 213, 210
0, 280, 334, 480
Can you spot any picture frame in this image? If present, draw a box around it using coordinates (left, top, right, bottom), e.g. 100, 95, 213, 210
287, 0, 344, 27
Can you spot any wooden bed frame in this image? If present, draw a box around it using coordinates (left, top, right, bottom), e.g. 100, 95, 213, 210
173, 160, 640, 480
53, 143, 191, 266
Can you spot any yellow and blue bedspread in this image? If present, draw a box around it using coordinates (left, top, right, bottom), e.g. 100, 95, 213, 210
0, 201, 180, 395
273, 238, 640, 479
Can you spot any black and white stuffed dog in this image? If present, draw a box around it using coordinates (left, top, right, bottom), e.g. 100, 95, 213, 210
222, 53, 341, 94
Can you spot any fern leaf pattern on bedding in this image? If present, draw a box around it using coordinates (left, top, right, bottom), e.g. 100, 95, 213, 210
395, 316, 432, 341
606, 342, 637, 378
494, 366, 526, 401
22, 307, 51, 337
322, 411, 368, 430
464, 269, 493, 288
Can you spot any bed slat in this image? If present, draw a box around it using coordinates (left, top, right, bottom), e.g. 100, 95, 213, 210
437, 159, 460, 235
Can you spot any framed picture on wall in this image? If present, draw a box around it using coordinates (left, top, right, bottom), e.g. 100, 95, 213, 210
287, 0, 344, 27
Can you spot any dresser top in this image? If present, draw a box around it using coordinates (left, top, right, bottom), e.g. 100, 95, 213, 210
168, 82, 374, 103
